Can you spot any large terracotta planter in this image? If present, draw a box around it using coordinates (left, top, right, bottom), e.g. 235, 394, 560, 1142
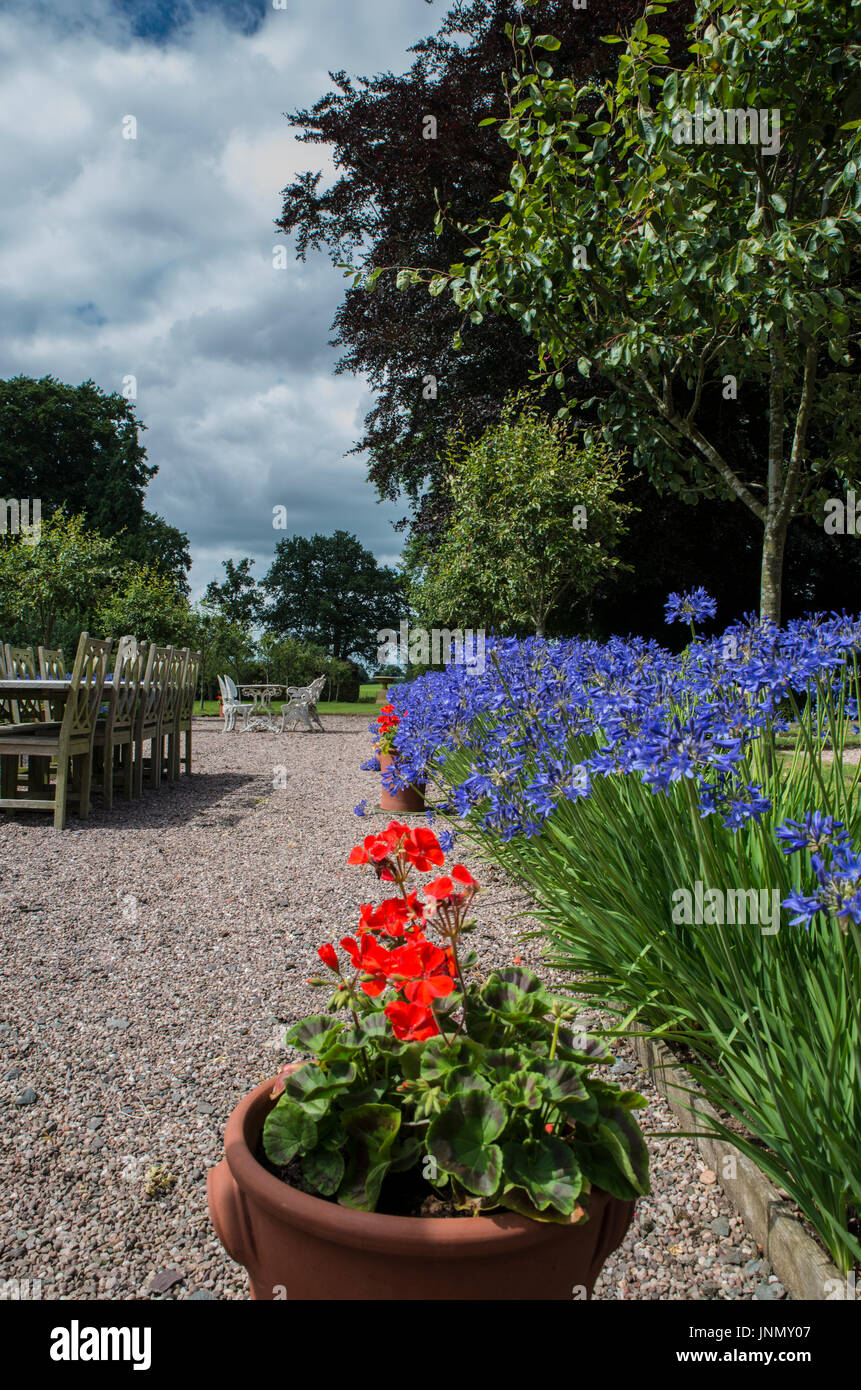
379, 752, 425, 814
207, 1075, 635, 1301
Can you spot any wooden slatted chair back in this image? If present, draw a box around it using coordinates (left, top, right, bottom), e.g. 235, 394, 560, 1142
37, 646, 68, 720
61, 634, 112, 741
111, 636, 144, 730
3, 645, 41, 723
180, 651, 202, 721
141, 645, 173, 724
38, 648, 66, 679
161, 648, 187, 724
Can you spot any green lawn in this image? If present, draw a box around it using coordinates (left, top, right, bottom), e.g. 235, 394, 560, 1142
195, 698, 376, 718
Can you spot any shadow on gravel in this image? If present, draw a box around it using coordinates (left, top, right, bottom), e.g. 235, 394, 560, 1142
0, 772, 260, 834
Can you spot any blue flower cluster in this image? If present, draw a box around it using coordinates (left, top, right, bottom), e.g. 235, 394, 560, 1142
665, 586, 718, 626
371, 603, 861, 841
778, 812, 861, 928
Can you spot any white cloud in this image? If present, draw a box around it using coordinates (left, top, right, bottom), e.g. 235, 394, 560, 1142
0, 0, 429, 597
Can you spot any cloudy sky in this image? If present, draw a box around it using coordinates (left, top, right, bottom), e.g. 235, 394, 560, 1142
0, 0, 441, 597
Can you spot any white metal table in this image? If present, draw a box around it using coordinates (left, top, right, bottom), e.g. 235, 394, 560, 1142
238, 685, 283, 732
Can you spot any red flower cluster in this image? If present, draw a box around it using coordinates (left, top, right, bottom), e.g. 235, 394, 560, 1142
316, 821, 479, 1042
376, 704, 401, 753
348, 822, 444, 880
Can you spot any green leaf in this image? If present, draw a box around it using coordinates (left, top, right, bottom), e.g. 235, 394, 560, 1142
302, 1144, 345, 1197
572, 1135, 639, 1200
556, 1029, 612, 1064
337, 1104, 401, 1211
492, 1070, 544, 1110
596, 1101, 651, 1193
502, 1137, 583, 1215
262, 1098, 318, 1166
531, 1058, 589, 1103
284, 1059, 356, 1116
534, 35, 561, 51
427, 1091, 506, 1196
480, 966, 551, 1021
284, 1015, 346, 1054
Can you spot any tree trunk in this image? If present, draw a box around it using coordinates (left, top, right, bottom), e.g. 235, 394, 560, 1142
759, 518, 787, 625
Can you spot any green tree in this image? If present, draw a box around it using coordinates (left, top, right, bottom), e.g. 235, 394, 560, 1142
280, 1, 689, 532
262, 531, 404, 663
114, 512, 192, 596
94, 565, 192, 647
0, 374, 191, 592
204, 557, 264, 627
0, 374, 152, 534
0, 509, 117, 646
408, 395, 628, 637
408, 0, 861, 621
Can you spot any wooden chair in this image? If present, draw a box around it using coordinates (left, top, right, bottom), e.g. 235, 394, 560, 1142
2, 645, 45, 793
159, 648, 188, 782
133, 644, 172, 797
92, 636, 143, 811
177, 649, 201, 776
37, 646, 67, 721
3, 645, 42, 725
0, 633, 112, 829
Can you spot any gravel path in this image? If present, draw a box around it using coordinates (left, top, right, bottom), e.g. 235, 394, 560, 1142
0, 717, 785, 1300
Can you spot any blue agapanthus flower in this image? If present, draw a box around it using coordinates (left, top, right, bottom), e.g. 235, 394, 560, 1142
353, 799, 368, 818
777, 812, 861, 929
665, 587, 718, 626
353, 604, 861, 846
360, 756, 381, 772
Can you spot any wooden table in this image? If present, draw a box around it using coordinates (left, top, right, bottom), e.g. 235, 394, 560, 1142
0, 678, 119, 725
0, 678, 72, 725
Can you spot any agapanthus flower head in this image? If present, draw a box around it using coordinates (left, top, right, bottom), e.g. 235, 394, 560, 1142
778, 812, 861, 932
664, 587, 717, 626
775, 811, 848, 854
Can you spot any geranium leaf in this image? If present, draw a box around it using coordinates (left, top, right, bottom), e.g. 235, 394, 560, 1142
502, 1137, 583, 1215
302, 1144, 345, 1197
427, 1091, 506, 1196
530, 1058, 589, 1103
337, 1104, 401, 1210
262, 1098, 318, 1166
284, 1015, 348, 1054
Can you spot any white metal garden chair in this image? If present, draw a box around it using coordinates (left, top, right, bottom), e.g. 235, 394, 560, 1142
218, 674, 252, 732
279, 674, 327, 733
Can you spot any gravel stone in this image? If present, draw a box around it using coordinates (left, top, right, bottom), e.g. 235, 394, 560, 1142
14, 1088, 38, 1106
0, 717, 792, 1301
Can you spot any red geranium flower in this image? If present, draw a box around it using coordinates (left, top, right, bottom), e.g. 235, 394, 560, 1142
401, 826, 445, 871
384, 1000, 440, 1042
317, 943, 339, 972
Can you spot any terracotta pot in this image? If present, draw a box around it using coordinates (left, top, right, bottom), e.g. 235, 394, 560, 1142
379, 751, 425, 814
207, 1074, 635, 1301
